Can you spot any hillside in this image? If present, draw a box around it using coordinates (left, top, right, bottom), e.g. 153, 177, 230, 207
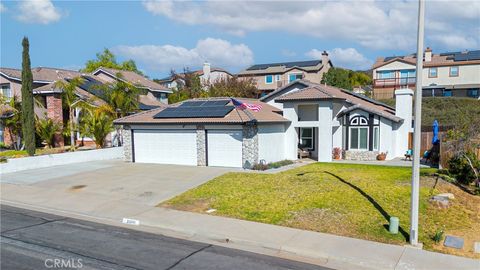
378, 97, 480, 127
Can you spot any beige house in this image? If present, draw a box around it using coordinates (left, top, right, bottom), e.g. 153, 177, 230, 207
157, 62, 232, 90
372, 48, 480, 99
0, 66, 170, 146
237, 52, 332, 96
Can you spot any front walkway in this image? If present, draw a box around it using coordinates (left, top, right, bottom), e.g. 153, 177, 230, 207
333, 157, 431, 167
2, 175, 477, 270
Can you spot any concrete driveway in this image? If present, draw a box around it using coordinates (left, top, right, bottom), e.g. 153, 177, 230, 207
1, 160, 233, 206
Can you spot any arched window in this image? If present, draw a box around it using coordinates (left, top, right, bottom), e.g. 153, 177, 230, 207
349, 116, 369, 150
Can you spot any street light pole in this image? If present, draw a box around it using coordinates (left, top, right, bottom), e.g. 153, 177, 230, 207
410, 0, 425, 246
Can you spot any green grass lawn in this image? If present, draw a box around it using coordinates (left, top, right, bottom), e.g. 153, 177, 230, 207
162, 163, 480, 258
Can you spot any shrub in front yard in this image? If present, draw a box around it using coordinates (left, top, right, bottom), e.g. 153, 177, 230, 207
448, 152, 480, 185
252, 160, 294, 170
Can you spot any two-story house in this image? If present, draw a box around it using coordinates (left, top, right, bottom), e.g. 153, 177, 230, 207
237, 52, 333, 96
0, 66, 171, 146
372, 48, 480, 99
157, 62, 232, 90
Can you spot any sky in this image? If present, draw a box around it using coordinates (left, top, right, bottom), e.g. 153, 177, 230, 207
1, 0, 479, 79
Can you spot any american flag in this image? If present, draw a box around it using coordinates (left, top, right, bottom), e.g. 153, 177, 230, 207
230, 98, 262, 112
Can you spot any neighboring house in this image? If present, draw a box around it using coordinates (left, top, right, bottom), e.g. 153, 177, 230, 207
92, 67, 172, 104
157, 62, 232, 90
372, 48, 480, 99
115, 80, 411, 168
0, 66, 169, 146
237, 53, 333, 96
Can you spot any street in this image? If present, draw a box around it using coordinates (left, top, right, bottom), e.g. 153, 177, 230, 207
1, 205, 331, 270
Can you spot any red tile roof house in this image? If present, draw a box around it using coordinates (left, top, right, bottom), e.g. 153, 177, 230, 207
114, 80, 413, 168
0, 67, 171, 147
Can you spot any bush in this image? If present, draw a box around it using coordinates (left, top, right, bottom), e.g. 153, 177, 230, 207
0, 142, 7, 149
431, 227, 445, 244
252, 160, 294, 171
447, 152, 480, 185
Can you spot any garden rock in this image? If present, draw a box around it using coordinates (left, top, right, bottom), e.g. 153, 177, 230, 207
429, 195, 450, 208
444, 235, 464, 249
436, 193, 455, 200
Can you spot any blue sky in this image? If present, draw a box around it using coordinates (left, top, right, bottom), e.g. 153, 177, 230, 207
1, 0, 479, 79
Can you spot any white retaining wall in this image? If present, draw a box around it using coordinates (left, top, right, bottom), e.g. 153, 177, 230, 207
0, 147, 123, 174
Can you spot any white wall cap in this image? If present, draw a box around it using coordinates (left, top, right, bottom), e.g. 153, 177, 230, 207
395, 88, 414, 96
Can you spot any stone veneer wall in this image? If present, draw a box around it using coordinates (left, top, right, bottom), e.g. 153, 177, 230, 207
343, 150, 379, 161
196, 125, 206, 166
242, 123, 258, 168
122, 127, 132, 162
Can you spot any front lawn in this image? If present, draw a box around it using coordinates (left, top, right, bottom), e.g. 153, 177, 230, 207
161, 163, 480, 258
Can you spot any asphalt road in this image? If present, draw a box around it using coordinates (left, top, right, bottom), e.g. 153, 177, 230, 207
1, 205, 331, 270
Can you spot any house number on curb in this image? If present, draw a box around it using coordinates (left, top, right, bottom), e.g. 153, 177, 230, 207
122, 218, 140, 225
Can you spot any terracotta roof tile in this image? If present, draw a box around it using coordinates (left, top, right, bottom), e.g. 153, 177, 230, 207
114, 98, 288, 125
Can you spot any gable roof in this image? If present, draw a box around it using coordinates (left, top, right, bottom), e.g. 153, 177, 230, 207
114, 97, 288, 125
158, 67, 232, 83
259, 79, 311, 102
238, 59, 329, 76
373, 49, 480, 69
93, 67, 172, 93
0, 67, 82, 83
272, 80, 401, 122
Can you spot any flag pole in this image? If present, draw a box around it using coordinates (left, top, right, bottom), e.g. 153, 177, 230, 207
410, 0, 425, 247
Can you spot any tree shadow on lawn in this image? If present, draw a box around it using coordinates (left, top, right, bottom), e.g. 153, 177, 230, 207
323, 171, 410, 242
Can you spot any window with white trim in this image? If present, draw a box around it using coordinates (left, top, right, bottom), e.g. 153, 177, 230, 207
288, 73, 303, 83
1, 84, 12, 98
299, 127, 313, 150
265, 75, 273, 84
349, 116, 369, 150
275, 74, 281, 82
373, 126, 379, 151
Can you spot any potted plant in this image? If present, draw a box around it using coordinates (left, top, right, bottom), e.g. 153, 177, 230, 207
332, 147, 342, 160
377, 152, 387, 161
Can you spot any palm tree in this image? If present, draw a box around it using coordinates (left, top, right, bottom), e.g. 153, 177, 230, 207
0, 96, 23, 150
55, 77, 84, 151
95, 73, 139, 146
35, 117, 61, 148
80, 107, 114, 148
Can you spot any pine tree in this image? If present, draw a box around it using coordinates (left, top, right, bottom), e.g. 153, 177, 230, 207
21, 37, 36, 156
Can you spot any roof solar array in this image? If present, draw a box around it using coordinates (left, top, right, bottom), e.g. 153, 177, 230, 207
70, 76, 106, 98
453, 50, 480, 61
180, 100, 230, 107
153, 105, 235, 118
247, 60, 321, 71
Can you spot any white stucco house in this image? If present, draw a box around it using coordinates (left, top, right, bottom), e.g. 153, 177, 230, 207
115, 80, 413, 168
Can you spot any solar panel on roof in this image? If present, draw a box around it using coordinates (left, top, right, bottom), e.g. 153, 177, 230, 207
153, 106, 234, 118
246, 60, 321, 70
453, 50, 480, 61
179, 100, 230, 107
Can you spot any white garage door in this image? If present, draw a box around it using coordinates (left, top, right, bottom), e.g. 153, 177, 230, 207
207, 130, 243, 168
133, 130, 197, 166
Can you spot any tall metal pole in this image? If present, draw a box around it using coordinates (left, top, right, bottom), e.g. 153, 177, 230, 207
410, 0, 425, 246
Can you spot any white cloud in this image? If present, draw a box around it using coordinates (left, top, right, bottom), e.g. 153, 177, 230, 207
142, 0, 480, 51
113, 38, 254, 73
16, 0, 62, 24
307, 48, 373, 70
0, 3, 6, 13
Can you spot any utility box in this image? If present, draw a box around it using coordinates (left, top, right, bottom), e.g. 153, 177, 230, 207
389, 217, 399, 234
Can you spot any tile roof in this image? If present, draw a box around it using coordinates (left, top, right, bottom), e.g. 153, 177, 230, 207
1, 67, 82, 82
32, 81, 107, 107
238, 60, 325, 75
273, 80, 400, 122
114, 98, 289, 125
373, 49, 480, 69
93, 67, 172, 93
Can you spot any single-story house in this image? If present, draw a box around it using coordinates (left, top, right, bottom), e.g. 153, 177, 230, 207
115, 80, 413, 168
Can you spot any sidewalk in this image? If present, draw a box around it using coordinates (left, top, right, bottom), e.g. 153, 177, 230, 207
1, 183, 478, 270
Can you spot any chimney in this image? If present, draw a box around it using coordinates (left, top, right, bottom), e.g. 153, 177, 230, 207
425, 47, 432, 62
203, 62, 211, 79
394, 88, 414, 158
321, 51, 329, 65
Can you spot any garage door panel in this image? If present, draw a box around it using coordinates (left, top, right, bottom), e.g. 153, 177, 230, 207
133, 130, 197, 165
207, 130, 243, 168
